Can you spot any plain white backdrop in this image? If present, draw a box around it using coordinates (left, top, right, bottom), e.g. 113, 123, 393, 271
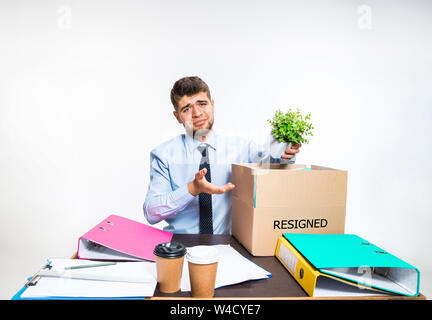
1, 0, 431, 299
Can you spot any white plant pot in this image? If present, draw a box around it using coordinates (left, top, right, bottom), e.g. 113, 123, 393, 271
268, 132, 291, 159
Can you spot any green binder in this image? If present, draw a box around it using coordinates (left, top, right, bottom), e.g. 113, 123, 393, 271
283, 233, 420, 296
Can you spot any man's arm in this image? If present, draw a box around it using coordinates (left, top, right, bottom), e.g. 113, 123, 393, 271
247, 140, 301, 164
143, 151, 195, 225
143, 151, 236, 225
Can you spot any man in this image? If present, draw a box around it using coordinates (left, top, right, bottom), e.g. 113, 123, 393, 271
143, 76, 301, 234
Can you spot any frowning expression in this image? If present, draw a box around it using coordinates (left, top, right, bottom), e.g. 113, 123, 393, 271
173, 91, 215, 136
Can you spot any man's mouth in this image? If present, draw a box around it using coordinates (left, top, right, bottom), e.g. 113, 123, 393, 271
194, 119, 206, 126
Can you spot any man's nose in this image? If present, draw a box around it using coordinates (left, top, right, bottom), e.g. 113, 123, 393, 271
192, 105, 202, 117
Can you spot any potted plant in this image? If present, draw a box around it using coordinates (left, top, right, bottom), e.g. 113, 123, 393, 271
267, 108, 314, 159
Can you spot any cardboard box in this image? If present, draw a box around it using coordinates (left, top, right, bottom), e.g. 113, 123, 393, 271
231, 163, 348, 256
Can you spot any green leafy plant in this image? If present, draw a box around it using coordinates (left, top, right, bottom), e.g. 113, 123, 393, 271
267, 108, 314, 144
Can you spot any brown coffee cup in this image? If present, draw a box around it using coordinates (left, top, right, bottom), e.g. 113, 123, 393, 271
154, 242, 186, 293
186, 246, 219, 298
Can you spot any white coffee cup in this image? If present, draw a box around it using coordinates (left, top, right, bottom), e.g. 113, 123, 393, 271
186, 246, 219, 297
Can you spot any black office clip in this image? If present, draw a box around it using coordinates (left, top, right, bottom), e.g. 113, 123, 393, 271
24, 262, 52, 287
25, 274, 41, 287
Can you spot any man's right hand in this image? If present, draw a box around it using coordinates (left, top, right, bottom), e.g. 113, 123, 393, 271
188, 168, 235, 196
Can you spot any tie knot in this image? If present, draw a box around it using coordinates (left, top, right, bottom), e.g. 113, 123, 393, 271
197, 145, 210, 165
197, 144, 208, 157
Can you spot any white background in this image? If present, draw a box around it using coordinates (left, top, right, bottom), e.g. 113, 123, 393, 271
1, 0, 431, 299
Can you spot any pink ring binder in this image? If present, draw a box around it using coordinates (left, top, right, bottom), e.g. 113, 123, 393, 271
77, 214, 173, 261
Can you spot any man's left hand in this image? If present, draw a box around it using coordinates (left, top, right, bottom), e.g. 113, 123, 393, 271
281, 143, 302, 161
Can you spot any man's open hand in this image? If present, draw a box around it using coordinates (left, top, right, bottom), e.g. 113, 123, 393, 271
188, 168, 235, 196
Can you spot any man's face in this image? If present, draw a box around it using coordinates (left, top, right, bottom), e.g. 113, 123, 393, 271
173, 91, 215, 137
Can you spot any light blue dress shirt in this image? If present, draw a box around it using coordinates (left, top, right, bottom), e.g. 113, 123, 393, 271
143, 131, 296, 234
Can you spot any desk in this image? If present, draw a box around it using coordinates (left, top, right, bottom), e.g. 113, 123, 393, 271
150, 234, 426, 300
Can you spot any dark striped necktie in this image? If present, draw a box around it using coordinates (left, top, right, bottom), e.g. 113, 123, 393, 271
197, 145, 213, 234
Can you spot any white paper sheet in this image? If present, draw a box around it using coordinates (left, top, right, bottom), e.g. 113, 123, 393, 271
21, 258, 157, 298
180, 245, 271, 291
38, 259, 155, 283
21, 276, 157, 298
314, 275, 390, 297
321, 267, 417, 296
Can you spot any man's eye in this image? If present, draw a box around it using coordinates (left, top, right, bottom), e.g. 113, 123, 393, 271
182, 107, 190, 113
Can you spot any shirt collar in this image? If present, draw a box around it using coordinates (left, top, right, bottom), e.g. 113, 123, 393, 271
185, 130, 217, 153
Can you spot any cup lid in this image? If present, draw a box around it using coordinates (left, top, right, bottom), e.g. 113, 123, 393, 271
186, 245, 219, 264
154, 242, 186, 259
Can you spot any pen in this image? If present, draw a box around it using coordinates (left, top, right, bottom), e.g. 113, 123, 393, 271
64, 262, 117, 270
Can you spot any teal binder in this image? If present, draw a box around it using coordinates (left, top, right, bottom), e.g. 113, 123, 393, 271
283, 233, 420, 296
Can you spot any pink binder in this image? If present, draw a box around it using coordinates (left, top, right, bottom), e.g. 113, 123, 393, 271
77, 214, 173, 262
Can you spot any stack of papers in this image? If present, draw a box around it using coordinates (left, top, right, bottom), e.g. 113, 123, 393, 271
19, 259, 157, 299
16, 245, 271, 299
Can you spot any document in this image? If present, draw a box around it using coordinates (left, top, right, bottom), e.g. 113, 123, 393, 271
180, 245, 271, 291
16, 245, 271, 298
19, 258, 157, 299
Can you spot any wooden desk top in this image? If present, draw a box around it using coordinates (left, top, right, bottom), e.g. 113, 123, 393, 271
150, 234, 426, 300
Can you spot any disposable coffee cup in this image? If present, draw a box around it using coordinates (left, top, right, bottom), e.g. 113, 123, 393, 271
154, 242, 186, 293
186, 245, 219, 298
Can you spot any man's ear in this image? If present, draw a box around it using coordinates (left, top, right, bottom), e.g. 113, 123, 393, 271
173, 110, 183, 124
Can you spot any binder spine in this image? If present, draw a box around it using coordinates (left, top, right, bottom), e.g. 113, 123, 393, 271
275, 236, 319, 297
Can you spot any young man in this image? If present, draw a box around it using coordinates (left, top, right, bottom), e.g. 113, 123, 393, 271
143, 76, 301, 234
